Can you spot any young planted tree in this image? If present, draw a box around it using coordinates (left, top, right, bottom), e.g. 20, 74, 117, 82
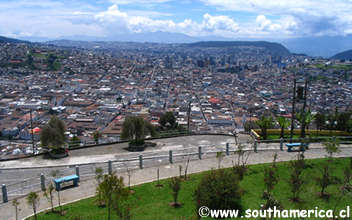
95, 167, 104, 207
263, 166, 278, 193
216, 151, 224, 169
333, 165, 352, 218
184, 157, 191, 180
324, 137, 341, 159
125, 166, 134, 193
232, 144, 251, 180
179, 165, 183, 179
40, 116, 67, 154
261, 191, 283, 210
277, 116, 291, 139
12, 199, 20, 220
50, 170, 63, 214
195, 169, 243, 214
256, 116, 274, 140
315, 164, 333, 198
288, 154, 305, 202
43, 183, 55, 213
92, 131, 102, 144
121, 116, 157, 147
114, 199, 132, 220
97, 173, 129, 220
156, 168, 163, 187
27, 192, 39, 220
169, 177, 182, 207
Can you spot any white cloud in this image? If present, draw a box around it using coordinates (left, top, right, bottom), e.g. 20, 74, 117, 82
202, 0, 352, 36
109, 0, 172, 4
94, 4, 240, 37
95, 5, 128, 22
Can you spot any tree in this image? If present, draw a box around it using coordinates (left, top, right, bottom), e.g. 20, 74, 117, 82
159, 112, 177, 129
194, 169, 242, 214
296, 110, 315, 138
315, 164, 333, 198
27, 192, 39, 220
288, 154, 305, 202
323, 137, 340, 159
277, 116, 291, 138
121, 116, 157, 145
95, 167, 104, 207
333, 164, 352, 218
315, 112, 326, 130
243, 120, 259, 132
232, 143, 250, 180
256, 116, 274, 140
92, 131, 102, 144
216, 151, 224, 169
40, 116, 66, 152
97, 173, 129, 220
43, 183, 55, 213
169, 177, 182, 207
263, 166, 278, 193
12, 199, 20, 220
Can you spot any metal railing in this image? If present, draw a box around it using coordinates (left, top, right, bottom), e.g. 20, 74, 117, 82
0, 143, 252, 204
1, 136, 351, 204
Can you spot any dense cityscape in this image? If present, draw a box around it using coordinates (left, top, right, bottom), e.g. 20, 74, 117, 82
0, 39, 351, 159
2, 1, 352, 219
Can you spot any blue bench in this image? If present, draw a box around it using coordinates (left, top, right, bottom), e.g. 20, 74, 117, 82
53, 175, 79, 191
286, 143, 307, 152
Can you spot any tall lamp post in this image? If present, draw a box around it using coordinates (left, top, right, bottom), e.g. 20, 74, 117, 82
290, 74, 309, 143
30, 109, 35, 155
300, 79, 309, 138
290, 78, 297, 143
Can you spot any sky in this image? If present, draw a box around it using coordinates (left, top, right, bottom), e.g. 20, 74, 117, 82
1, 0, 352, 40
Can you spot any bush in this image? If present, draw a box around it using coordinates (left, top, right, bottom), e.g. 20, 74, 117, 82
194, 169, 242, 215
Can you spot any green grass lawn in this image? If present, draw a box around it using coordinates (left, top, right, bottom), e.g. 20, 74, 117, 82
30, 157, 352, 220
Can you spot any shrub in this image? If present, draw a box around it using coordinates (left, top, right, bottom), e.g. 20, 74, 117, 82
194, 169, 242, 215
315, 164, 333, 198
169, 177, 182, 207
288, 154, 305, 202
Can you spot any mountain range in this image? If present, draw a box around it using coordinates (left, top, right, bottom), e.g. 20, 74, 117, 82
331, 50, 352, 60
2, 32, 352, 58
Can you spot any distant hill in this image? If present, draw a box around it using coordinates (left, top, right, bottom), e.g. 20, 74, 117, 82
281, 35, 352, 58
0, 36, 29, 44
186, 41, 291, 56
331, 49, 352, 60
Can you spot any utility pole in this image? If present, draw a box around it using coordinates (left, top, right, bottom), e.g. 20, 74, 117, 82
290, 77, 296, 143
30, 109, 35, 155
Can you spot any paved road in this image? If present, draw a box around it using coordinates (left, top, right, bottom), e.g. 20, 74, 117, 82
0, 135, 249, 189
1, 145, 352, 220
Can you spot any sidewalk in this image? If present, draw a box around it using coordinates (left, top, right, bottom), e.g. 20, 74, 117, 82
1, 147, 352, 220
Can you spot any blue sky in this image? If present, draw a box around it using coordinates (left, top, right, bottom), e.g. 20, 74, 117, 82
1, 0, 352, 40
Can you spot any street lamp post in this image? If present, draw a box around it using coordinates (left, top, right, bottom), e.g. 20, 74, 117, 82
290, 78, 296, 143
30, 109, 35, 155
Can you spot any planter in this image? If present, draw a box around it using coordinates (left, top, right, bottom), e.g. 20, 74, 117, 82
127, 143, 145, 152
127, 142, 157, 152
48, 148, 68, 159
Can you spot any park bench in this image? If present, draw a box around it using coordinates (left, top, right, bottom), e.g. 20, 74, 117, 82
285, 143, 308, 152
53, 174, 79, 191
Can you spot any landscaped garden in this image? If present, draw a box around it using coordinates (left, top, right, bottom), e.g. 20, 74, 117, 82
27, 155, 352, 220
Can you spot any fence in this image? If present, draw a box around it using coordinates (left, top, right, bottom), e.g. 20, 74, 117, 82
1, 135, 352, 204
0, 142, 254, 204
